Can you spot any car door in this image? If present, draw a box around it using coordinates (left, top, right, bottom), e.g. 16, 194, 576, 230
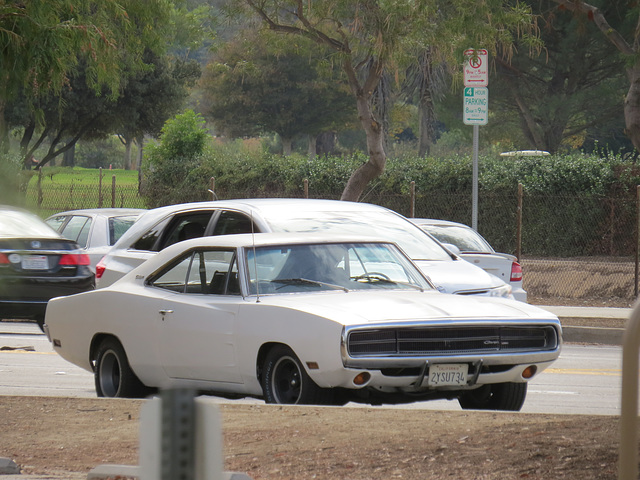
149, 248, 242, 384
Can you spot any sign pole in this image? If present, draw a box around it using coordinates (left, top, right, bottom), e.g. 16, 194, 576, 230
472, 125, 479, 231
463, 48, 488, 232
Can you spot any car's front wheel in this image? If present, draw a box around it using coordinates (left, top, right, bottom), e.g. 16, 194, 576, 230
458, 382, 527, 411
261, 345, 334, 405
94, 338, 147, 398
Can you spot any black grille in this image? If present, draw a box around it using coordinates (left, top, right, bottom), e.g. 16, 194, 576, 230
347, 326, 558, 356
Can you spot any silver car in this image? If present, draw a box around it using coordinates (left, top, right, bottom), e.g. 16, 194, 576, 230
46, 208, 145, 272
95, 199, 513, 299
410, 218, 526, 302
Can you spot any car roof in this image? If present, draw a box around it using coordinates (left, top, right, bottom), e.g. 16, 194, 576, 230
47, 208, 146, 218
166, 231, 396, 250
409, 218, 469, 228
118, 199, 400, 244
134, 232, 406, 275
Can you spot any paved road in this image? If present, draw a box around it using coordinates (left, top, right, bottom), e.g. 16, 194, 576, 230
0, 322, 625, 415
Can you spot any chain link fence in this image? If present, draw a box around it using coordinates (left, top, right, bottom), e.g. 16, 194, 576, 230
24, 174, 640, 306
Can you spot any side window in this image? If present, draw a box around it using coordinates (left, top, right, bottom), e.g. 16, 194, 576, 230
132, 217, 172, 251
46, 215, 67, 232
158, 212, 213, 250
109, 216, 139, 246
212, 211, 256, 236
60, 216, 92, 248
149, 254, 192, 293
150, 249, 239, 295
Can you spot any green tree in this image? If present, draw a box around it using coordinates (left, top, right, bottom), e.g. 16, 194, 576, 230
231, 0, 541, 201
143, 110, 210, 207
202, 30, 355, 155
550, 0, 640, 154
0, 0, 176, 162
490, 0, 627, 153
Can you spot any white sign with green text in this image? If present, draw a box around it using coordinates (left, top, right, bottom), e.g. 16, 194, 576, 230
463, 87, 488, 125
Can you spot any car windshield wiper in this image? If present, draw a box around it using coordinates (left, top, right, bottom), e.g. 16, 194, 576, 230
352, 274, 424, 292
272, 278, 349, 292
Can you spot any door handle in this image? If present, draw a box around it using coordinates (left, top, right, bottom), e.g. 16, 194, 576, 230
159, 309, 174, 315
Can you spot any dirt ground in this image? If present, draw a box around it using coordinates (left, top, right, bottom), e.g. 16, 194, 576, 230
2, 259, 634, 479
0, 395, 625, 480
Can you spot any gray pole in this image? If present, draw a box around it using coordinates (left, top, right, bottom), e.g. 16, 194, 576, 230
472, 124, 479, 231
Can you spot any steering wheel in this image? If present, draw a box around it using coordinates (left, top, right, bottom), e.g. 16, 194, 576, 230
352, 272, 392, 281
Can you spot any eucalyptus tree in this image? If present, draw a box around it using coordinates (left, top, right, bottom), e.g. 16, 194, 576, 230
549, 1, 640, 155
487, 0, 627, 153
229, 1, 542, 201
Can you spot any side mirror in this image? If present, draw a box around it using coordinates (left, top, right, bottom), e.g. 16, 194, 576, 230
442, 243, 462, 257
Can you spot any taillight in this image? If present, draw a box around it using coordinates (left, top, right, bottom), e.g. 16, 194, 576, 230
510, 262, 523, 282
0, 253, 9, 264
59, 253, 91, 266
95, 258, 106, 279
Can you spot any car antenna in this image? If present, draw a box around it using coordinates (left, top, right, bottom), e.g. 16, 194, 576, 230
251, 210, 260, 303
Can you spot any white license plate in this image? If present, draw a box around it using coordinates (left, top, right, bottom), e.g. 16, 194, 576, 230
22, 255, 49, 270
429, 363, 468, 386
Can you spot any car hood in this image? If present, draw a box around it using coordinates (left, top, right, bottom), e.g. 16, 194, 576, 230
413, 258, 505, 294
253, 290, 558, 327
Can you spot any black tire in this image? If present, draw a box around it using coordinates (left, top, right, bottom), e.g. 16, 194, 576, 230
458, 382, 527, 411
94, 338, 147, 398
261, 345, 334, 405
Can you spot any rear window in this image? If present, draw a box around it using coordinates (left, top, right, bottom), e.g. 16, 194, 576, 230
0, 209, 61, 239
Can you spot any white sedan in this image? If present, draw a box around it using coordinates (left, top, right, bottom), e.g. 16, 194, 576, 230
410, 218, 527, 302
96, 198, 513, 299
44, 233, 561, 410
46, 208, 145, 272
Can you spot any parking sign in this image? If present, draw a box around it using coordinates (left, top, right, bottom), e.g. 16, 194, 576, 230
463, 87, 488, 125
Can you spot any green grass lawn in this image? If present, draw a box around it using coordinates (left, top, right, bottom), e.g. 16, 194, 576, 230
25, 167, 147, 216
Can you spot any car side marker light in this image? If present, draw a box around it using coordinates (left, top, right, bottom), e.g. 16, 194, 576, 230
306, 362, 319, 370
522, 365, 537, 379
353, 372, 371, 386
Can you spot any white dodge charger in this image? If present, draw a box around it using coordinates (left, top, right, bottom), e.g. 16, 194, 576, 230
44, 233, 562, 411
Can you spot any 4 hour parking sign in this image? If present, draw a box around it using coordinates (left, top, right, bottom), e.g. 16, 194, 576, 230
463, 87, 488, 125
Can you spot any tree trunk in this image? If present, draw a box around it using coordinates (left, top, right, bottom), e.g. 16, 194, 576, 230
341, 93, 386, 202
62, 143, 75, 167
307, 134, 316, 159
625, 65, 640, 152
316, 131, 336, 157
0, 99, 8, 154
281, 137, 293, 156
418, 102, 434, 157
124, 137, 133, 170
136, 135, 145, 194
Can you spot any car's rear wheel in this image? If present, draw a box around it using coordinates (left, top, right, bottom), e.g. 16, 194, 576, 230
458, 382, 527, 411
94, 338, 147, 398
261, 345, 334, 405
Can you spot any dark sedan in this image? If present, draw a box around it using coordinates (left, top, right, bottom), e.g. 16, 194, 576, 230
0, 205, 94, 329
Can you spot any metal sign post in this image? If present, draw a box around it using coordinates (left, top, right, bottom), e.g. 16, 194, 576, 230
463, 49, 488, 231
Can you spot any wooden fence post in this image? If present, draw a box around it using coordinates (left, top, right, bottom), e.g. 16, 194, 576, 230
409, 181, 415, 218
633, 185, 640, 297
98, 168, 103, 208
111, 175, 116, 208
208, 177, 216, 201
303, 179, 309, 199
37, 168, 43, 208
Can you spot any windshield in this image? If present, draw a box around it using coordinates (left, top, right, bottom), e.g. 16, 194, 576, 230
262, 209, 451, 261
245, 242, 432, 295
423, 225, 493, 253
